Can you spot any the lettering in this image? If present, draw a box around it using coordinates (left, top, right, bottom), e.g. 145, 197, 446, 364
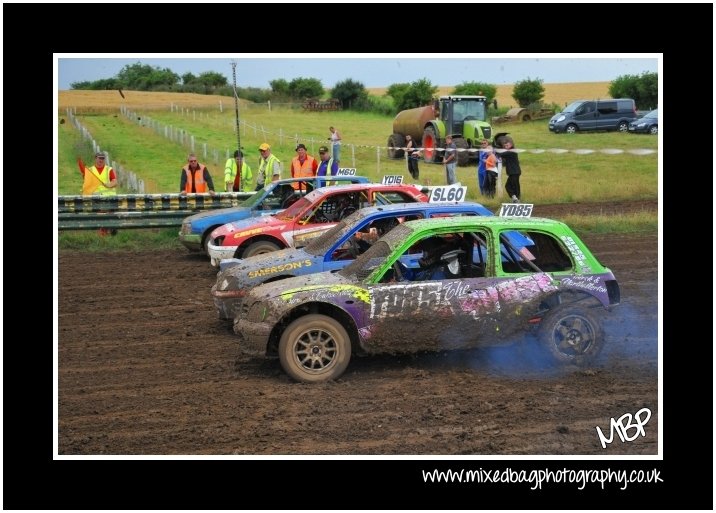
560, 276, 606, 293
428, 185, 466, 203
369, 281, 473, 319
499, 203, 534, 217
247, 259, 313, 279
595, 407, 652, 449
381, 175, 404, 185
336, 168, 357, 176
441, 281, 471, 300
233, 227, 264, 239
560, 235, 591, 271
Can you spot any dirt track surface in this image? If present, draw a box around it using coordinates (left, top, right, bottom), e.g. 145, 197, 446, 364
58, 200, 658, 455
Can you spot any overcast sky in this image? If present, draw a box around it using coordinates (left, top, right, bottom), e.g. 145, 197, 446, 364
56, 53, 659, 90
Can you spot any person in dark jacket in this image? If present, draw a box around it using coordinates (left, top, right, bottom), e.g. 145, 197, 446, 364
496, 135, 522, 202
405, 135, 421, 180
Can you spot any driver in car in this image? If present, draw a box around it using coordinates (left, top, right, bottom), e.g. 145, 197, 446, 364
353, 217, 403, 248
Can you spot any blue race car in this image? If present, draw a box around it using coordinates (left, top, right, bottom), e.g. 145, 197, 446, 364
212, 201, 516, 320
178, 175, 369, 253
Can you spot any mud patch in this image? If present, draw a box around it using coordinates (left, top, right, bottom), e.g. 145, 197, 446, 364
58, 212, 658, 455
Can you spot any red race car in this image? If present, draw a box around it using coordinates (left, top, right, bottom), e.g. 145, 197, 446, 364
206, 183, 429, 266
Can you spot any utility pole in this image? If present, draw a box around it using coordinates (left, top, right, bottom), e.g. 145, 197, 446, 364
231, 61, 242, 192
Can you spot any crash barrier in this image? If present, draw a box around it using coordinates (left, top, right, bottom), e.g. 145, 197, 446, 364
58, 192, 253, 230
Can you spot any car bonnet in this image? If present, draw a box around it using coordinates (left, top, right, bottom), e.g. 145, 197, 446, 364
221, 247, 313, 282
212, 213, 284, 237
246, 270, 353, 303
186, 206, 252, 224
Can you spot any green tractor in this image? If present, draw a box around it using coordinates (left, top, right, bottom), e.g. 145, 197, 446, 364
387, 95, 492, 166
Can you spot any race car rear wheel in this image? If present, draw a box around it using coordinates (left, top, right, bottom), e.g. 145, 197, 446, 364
538, 305, 604, 366
279, 314, 351, 382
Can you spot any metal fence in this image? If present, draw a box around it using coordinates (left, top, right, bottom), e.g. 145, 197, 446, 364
58, 192, 253, 230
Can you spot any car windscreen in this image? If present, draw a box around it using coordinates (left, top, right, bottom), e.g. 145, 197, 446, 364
303, 210, 367, 256
240, 188, 269, 208
275, 189, 325, 220
645, 110, 658, 119
339, 223, 412, 280
561, 101, 583, 113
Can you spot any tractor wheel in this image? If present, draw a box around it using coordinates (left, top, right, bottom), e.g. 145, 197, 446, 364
454, 138, 470, 166
387, 133, 406, 159
422, 126, 440, 163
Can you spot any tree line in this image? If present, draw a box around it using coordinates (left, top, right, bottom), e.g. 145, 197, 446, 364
70, 62, 657, 114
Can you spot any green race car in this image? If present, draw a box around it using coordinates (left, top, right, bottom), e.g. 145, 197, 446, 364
233, 216, 621, 383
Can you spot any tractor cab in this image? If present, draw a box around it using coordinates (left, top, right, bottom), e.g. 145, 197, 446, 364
438, 96, 488, 137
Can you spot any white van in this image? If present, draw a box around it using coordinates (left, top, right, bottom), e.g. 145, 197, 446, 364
548, 99, 637, 134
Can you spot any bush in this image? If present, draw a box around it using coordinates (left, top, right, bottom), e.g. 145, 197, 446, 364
512, 78, 545, 107
359, 95, 396, 116
608, 72, 657, 110
331, 79, 369, 110
389, 78, 437, 111
288, 77, 324, 100
452, 82, 497, 104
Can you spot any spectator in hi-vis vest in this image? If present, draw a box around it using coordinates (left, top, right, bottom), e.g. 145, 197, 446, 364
180, 153, 216, 195
289, 143, 318, 189
224, 150, 253, 192
77, 151, 118, 235
77, 152, 118, 196
256, 143, 282, 190
316, 145, 339, 187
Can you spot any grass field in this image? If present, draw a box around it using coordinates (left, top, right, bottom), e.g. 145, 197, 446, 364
58, 87, 658, 210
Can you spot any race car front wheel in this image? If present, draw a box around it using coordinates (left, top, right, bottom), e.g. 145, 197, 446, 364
279, 314, 351, 383
538, 305, 604, 366
241, 240, 280, 258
